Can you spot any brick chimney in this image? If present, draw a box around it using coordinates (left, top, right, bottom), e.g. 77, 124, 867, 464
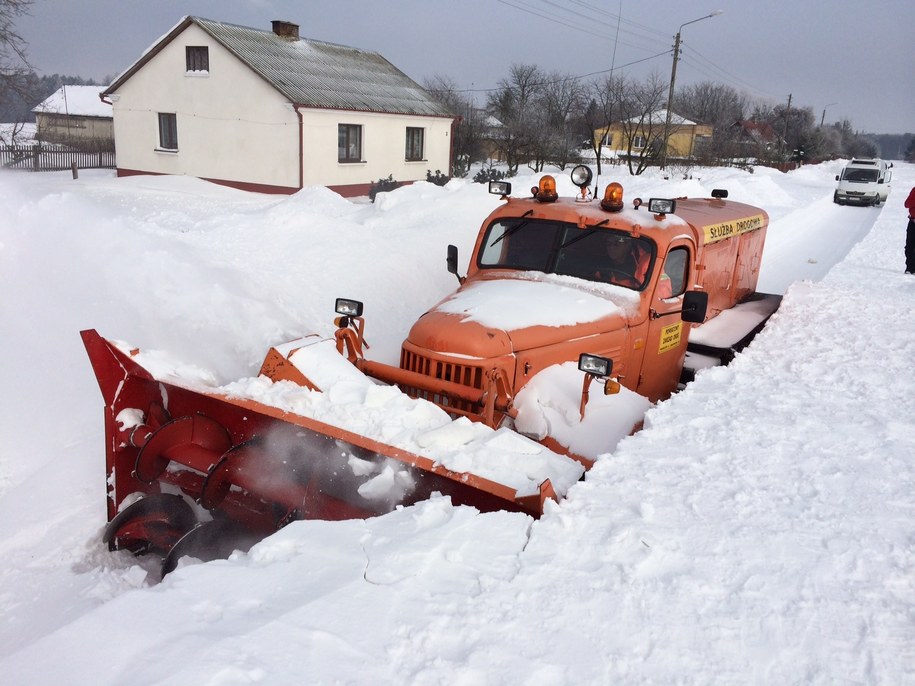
271, 20, 299, 40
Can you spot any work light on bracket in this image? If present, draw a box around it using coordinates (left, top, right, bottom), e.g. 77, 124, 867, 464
489, 181, 512, 197
647, 198, 676, 215
335, 298, 363, 317
578, 353, 613, 378
570, 165, 593, 188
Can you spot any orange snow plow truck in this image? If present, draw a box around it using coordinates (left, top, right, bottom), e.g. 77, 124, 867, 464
82, 166, 779, 575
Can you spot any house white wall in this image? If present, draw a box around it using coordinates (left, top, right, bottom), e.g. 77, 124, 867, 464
110, 24, 300, 189
108, 22, 455, 195
300, 109, 453, 189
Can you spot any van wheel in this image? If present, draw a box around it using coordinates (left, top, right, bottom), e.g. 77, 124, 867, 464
873, 196, 881, 206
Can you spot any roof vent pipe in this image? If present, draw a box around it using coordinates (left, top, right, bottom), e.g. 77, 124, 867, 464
271, 20, 299, 40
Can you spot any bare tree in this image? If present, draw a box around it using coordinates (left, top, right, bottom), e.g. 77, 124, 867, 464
423, 74, 485, 177
486, 64, 545, 174
616, 73, 667, 175
674, 81, 747, 163
0, 0, 33, 129
580, 74, 625, 177
538, 72, 586, 170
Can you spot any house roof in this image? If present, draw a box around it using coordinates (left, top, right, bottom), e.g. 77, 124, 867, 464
33, 86, 112, 118
631, 109, 697, 127
733, 120, 779, 144
103, 16, 453, 119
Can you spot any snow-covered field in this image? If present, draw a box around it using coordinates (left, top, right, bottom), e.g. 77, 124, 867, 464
1, 159, 913, 684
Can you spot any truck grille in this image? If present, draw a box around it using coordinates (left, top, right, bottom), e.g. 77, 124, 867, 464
399, 349, 486, 415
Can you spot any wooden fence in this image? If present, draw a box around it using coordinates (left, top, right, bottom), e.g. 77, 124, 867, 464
0, 143, 115, 172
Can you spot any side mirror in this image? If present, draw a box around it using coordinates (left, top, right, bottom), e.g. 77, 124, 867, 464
446, 244, 465, 285
835, 175, 839, 181
681, 291, 708, 323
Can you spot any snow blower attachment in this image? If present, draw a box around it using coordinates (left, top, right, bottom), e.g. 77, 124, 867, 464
81, 329, 566, 578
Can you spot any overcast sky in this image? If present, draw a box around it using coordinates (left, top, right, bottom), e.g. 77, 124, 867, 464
16, 0, 915, 134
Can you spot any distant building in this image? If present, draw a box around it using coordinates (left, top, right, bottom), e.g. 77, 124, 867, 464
595, 109, 713, 161
32, 85, 114, 147
101, 16, 457, 196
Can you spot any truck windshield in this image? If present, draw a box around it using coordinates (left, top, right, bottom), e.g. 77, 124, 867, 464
478, 218, 655, 290
842, 168, 879, 182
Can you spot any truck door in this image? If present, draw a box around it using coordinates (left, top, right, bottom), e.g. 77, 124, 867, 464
636, 243, 694, 402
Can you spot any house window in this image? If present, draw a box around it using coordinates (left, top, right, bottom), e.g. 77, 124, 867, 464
405, 127, 424, 161
338, 124, 362, 162
158, 113, 178, 151
186, 46, 209, 72
632, 135, 647, 149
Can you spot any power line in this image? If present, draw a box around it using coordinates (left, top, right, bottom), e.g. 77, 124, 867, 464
450, 50, 672, 95
495, 0, 672, 53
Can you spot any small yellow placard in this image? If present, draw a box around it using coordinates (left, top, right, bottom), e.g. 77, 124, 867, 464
659, 322, 682, 353
702, 214, 765, 244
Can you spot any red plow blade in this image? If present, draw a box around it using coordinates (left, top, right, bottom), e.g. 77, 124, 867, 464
81, 330, 562, 572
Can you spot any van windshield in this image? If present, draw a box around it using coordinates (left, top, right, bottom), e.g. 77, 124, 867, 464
477, 218, 655, 290
843, 168, 879, 182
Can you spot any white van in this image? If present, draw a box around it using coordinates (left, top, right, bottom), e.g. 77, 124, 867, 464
834, 158, 893, 206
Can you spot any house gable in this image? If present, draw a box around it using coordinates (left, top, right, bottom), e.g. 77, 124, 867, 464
102, 16, 456, 196
104, 16, 452, 119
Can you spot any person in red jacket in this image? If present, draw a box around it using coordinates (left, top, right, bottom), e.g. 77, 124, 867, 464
906, 186, 915, 274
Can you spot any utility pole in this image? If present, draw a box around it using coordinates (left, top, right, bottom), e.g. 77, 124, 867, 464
660, 10, 723, 169
782, 93, 792, 158
660, 32, 682, 170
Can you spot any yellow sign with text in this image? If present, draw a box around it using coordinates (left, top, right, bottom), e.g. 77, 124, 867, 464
702, 214, 765, 244
658, 322, 682, 353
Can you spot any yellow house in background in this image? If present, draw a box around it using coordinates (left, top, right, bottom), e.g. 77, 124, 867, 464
594, 109, 713, 160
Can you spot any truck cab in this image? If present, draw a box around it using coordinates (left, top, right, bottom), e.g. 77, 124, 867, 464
397, 169, 770, 413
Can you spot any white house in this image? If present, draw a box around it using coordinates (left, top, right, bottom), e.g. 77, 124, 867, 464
33, 85, 113, 147
101, 16, 456, 196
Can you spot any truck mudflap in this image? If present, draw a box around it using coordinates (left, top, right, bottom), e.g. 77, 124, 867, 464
681, 292, 782, 382
81, 330, 576, 576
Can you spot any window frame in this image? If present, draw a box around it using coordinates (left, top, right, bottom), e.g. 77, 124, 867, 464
338, 124, 363, 163
476, 219, 657, 292
405, 127, 425, 161
185, 46, 209, 73
157, 112, 178, 151
661, 246, 690, 298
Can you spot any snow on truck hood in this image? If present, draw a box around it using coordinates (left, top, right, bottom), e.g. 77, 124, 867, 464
414, 274, 640, 352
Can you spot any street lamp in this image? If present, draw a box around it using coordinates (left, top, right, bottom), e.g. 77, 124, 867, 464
820, 102, 838, 127
660, 10, 723, 169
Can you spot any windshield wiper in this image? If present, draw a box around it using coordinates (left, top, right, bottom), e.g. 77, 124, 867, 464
558, 219, 609, 250
490, 210, 534, 246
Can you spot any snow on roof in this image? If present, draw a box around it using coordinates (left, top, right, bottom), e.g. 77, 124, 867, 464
31, 85, 112, 118
627, 109, 697, 127
104, 16, 453, 118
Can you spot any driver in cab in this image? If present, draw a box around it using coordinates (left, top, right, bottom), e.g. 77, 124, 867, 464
596, 234, 651, 288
